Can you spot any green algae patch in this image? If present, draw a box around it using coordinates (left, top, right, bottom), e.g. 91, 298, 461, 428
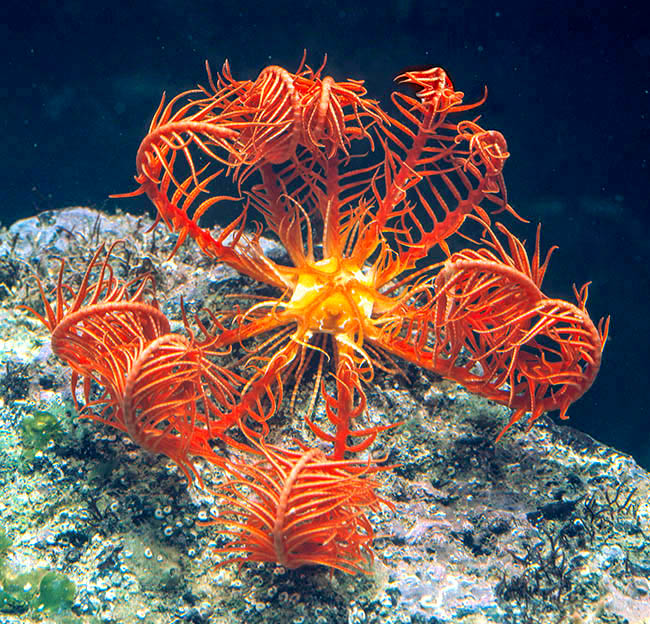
0, 527, 11, 557
0, 587, 29, 615
21, 408, 65, 451
35, 570, 76, 613
0, 565, 76, 617
0, 567, 48, 605
19, 407, 67, 465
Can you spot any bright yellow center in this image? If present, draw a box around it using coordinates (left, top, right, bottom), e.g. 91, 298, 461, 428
287, 257, 374, 336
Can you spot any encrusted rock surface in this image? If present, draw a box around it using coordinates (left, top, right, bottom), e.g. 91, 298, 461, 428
0, 207, 648, 623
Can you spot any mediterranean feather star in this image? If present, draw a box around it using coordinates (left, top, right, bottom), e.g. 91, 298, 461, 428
122, 59, 607, 456
31, 58, 607, 573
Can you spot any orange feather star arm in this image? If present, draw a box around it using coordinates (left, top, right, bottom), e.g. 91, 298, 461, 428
206, 440, 392, 574
23, 243, 248, 485
371, 223, 608, 436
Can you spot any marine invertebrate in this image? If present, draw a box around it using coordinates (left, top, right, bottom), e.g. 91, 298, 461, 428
388, 221, 608, 438
122, 60, 607, 447
24, 242, 244, 483
209, 440, 391, 574
29, 57, 608, 574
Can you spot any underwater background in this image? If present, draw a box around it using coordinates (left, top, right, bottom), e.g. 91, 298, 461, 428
2, 0, 647, 468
